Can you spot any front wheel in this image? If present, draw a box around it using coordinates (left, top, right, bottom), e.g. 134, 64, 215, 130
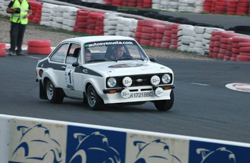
46, 80, 64, 103
154, 90, 174, 111
86, 85, 104, 110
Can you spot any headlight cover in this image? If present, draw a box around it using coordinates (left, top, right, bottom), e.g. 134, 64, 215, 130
150, 75, 160, 86
122, 77, 132, 87
162, 74, 171, 84
107, 78, 117, 88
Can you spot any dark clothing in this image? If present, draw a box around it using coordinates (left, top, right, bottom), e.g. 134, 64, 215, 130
10, 22, 26, 53
8, 1, 31, 9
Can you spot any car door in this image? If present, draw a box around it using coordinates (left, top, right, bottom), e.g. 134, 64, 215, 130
49, 43, 69, 89
64, 43, 83, 99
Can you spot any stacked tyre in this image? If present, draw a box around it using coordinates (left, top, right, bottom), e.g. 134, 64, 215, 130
152, 24, 165, 48
29, 1, 42, 24
237, 37, 250, 62
139, 20, 163, 46
231, 36, 242, 61
74, 9, 90, 33
169, 23, 179, 50
27, 40, 51, 55
41, 3, 58, 27
209, 31, 223, 58
95, 14, 105, 35
178, 25, 195, 52
217, 31, 237, 59
62, 6, 78, 31
227, 0, 237, 15
236, 0, 249, 15
104, 13, 120, 35
0, 43, 6, 57
213, 0, 227, 14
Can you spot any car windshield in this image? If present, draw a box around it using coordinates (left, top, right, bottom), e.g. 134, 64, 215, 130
84, 40, 148, 63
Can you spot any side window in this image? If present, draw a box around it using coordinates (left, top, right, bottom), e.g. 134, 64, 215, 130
50, 44, 69, 63
66, 43, 81, 64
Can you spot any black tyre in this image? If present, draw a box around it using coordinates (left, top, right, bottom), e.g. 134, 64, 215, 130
86, 85, 104, 110
46, 80, 64, 104
154, 90, 174, 111
39, 80, 47, 100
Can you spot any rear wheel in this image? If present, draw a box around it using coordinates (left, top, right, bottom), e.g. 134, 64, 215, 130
86, 85, 104, 110
39, 81, 47, 100
154, 90, 174, 111
46, 80, 64, 103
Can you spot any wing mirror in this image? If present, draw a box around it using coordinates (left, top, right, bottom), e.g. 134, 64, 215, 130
72, 62, 79, 67
149, 57, 157, 62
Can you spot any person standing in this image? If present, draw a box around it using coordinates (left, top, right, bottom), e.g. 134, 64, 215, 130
6, 0, 32, 56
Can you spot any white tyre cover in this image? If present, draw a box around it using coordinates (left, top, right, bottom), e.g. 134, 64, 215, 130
116, 24, 124, 31
43, 3, 58, 9
205, 28, 224, 34
104, 20, 118, 26
52, 22, 62, 28
116, 31, 123, 36
152, 4, 160, 9
190, 37, 196, 43
108, 30, 116, 35
194, 26, 205, 34
194, 48, 204, 55
53, 17, 63, 23
204, 33, 212, 39
152, 0, 161, 3
122, 31, 132, 36
40, 21, 52, 26
42, 8, 53, 13
195, 34, 204, 41
41, 16, 52, 21
202, 39, 210, 45
42, 12, 52, 17
181, 36, 192, 45
104, 26, 117, 31
194, 42, 203, 48
53, 12, 63, 17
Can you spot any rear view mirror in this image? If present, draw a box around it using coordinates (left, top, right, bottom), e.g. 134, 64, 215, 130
149, 57, 157, 62
72, 62, 79, 67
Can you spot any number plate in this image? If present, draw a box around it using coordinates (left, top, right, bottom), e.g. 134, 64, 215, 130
130, 91, 154, 98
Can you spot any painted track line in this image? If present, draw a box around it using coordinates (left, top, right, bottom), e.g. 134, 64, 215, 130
191, 83, 209, 86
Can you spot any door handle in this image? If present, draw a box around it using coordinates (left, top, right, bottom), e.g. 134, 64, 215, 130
61, 66, 66, 69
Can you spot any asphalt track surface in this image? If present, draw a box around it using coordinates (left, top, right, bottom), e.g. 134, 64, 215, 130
159, 11, 250, 29
1, 52, 250, 144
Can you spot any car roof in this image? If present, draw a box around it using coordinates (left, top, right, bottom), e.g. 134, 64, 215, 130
62, 36, 135, 44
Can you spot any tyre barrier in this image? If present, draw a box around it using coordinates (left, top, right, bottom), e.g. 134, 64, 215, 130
2, 1, 250, 62
204, 0, 250, 15
0, 43, 6, 57
27, 40, 51, 55
41, 3, 58, 27
1, 114, 250, 163
29, 1, 42, 24
0, 0, 10, 16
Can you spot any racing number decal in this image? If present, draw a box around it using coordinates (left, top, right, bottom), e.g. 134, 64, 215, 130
65, 65, 75, 90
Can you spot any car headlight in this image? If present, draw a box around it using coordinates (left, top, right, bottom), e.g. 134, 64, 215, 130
150, 75, 160, 86
162, 74, 171, 84
107, 78, 117, 88
122, 77, 132, 87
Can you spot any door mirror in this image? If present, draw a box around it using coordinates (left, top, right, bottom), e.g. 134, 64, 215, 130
149, 57, 157, 62
72, 62, 79, 67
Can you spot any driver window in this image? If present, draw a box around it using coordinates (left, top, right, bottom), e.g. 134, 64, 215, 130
50, 43, 69, 63
66, 43, 81, 64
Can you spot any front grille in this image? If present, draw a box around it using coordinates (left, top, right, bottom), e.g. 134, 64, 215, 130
106, 73, 173, 88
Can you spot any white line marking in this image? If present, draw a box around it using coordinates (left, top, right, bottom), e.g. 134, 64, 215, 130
191, 83, 209, 86
26, 56, 42, 60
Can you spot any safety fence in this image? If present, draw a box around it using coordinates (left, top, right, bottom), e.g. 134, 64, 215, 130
1, 1, 250, 61
1, 113, 250, 163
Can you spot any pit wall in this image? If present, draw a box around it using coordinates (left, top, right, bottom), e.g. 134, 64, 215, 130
1, 114, 250, 163
0, 1, 250, 62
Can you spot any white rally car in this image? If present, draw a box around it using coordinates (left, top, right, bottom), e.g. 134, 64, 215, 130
36, 36, 175, 111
